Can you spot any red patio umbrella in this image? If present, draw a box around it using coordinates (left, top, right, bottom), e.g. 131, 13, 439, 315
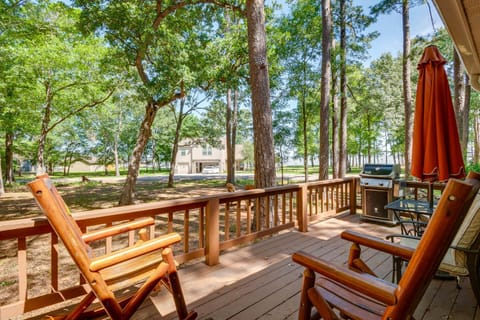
411, 45, 466, 204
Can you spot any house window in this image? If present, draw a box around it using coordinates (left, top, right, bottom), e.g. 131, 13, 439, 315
202, 146, 212, 156
180, 148, 187, 156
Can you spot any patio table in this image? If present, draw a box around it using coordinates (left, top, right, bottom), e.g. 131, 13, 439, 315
385, 198, 436, 236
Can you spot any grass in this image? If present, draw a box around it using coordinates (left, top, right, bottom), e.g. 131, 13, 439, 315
0, 176, 253, 220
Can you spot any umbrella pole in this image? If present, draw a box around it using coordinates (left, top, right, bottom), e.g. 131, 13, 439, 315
429, 182, 434, 208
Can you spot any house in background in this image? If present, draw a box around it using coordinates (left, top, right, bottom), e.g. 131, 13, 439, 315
175, 138, 245, 174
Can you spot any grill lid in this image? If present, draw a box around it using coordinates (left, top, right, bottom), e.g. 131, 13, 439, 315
360, 164, 400, 179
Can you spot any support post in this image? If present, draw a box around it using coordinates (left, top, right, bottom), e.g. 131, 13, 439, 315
205, 198, 220, 266
297, 184, 308, 232
350, 178, 358, 215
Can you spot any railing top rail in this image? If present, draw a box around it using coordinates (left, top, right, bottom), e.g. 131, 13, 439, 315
0, 197, 209, 240
0, 177, 356, 241
306, 177, 356, 188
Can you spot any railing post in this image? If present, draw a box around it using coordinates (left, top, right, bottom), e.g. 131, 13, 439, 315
350, 178, 358, 215
205, 198, 220, 266
297, 184, 308, 232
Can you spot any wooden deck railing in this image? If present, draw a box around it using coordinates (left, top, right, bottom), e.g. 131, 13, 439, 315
0, 177, 357, 319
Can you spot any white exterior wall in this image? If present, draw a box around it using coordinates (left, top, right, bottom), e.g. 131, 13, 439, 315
175, 137, 243, 174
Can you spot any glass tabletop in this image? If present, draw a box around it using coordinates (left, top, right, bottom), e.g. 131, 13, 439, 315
385, 198, 435, 215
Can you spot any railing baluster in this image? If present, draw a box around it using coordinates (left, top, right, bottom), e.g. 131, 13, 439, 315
18, 237, 27, 301
307, 189, 314, 217
184, 209, 190, 253
320, 186, 325, 213
335, 185, 339, 211
168, 212, 173, 233
247, 199, 252, 234
236, 201, 241, 238
51, 233, 58, 292
273, 194, 280, 227
266, 196, 271, 228
225, 203, 230, 241
255, 198, 260, 232
289, 192, 293, 222
329, 186, 333, 210
199, 207, 205, 248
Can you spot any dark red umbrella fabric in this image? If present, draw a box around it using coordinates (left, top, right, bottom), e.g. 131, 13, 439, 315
411, 45, 465, 182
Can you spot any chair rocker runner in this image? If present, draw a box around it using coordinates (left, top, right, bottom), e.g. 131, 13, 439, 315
292, 171, 480, 320
28, 175, 197, 320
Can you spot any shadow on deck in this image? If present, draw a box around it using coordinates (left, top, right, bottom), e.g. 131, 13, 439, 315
132, 213, 480, 320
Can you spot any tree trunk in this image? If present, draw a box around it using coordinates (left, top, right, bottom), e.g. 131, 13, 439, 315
339, 0, 347, 178
367, 116, 372, 163
0, 154, 5, 196
302, 74, 309, 182
114, 136, 120, 177
474, 113, 480, 164
463, 75, 471, 158
331, 64, 339, 179
119, 102, 158, 205
246, 0, 275, 231
232, 90, 238, 180
37, 82, 53, 174
402, 0, 413, 178
226, 89, 234, 183
5, 132, 14, 183
319, 0, 332, 180
246, 0, 275, 189
168, 98, 185, 188
453, 49, 468, 157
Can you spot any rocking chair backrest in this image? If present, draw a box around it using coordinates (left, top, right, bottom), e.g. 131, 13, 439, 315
385, 172, 480, 318
29, 175, 93, 264
28, 175, 195, 320
28, 175, 121, 316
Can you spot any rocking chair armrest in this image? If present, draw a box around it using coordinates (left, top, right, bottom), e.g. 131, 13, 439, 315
292, 251, 397, 305
341, 230, 414, 261
89, 232, 181, 272
82, 217, 155, 243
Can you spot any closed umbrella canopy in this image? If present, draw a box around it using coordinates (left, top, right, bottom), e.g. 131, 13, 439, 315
411, 45, 465, 182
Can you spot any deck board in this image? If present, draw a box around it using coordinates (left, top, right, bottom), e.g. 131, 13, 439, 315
140, 213, 480, 319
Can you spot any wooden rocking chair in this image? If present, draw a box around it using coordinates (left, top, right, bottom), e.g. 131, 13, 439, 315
292, 171, 480, 320
28, 175, 197, 320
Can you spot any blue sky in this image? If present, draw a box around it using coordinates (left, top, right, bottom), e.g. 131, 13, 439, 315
272, 0, 445, 66
360, 1, 444, 64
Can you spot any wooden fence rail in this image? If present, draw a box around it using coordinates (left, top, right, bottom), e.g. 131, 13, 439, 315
0, 177, 357, 319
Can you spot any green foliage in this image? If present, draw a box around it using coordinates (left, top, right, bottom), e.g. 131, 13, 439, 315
1, 0, 479, 183
466, 162, 480, 174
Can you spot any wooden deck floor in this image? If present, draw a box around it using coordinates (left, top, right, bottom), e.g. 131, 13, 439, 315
133, 213, 480, 320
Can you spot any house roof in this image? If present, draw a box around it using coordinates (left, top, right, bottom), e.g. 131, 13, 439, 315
433, 0, 480, 91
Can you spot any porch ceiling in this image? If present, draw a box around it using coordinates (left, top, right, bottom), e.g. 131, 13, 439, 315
433, 0, 480, 91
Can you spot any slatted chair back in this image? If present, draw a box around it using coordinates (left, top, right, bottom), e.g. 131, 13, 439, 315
385, 173, 480, 318
28, 174, 196, 320
397, 189, 480, 305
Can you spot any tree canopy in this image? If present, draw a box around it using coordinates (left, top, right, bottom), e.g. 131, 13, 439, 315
1, 0, 479, 195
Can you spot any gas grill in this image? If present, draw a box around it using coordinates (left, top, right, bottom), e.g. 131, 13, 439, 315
360, 164, 400, 224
